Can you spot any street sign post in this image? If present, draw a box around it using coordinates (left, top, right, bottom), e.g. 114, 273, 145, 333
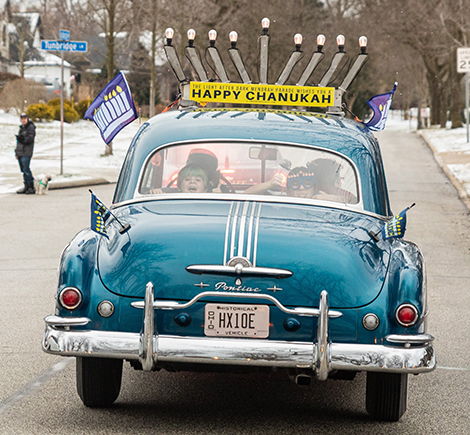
457, 47, 470, 143
59, 29, 70, 41
41, 35, 88, 174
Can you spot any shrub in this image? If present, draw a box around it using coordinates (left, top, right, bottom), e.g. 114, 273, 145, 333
51, 104, 80, 123
26, 103, 54, 122
75, 99, 91, 118
48, 98, 74, 108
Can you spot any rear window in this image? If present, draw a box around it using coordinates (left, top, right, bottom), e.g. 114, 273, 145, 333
138, 142, 359, 204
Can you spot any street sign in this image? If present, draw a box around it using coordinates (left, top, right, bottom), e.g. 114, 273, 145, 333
41, 40, 87, 52
59, 29, 70, 41
457, 47, 470, 73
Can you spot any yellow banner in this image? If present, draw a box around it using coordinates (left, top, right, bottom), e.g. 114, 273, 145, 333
189, 82, 335, 107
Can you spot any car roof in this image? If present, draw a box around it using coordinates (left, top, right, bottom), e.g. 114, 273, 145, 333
113, 108, 391, 217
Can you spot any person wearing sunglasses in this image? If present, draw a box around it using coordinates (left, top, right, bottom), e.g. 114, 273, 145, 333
286, 167, 315, 199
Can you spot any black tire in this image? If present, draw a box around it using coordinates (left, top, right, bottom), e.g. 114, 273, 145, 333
76, 357, 123, 407
366, 372, 408, 421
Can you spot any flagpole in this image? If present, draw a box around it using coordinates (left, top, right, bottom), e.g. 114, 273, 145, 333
60, 51, 64, 175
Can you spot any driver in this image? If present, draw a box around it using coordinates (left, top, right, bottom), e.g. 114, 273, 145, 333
177, 163, 208, 193
150, 163, 209, 194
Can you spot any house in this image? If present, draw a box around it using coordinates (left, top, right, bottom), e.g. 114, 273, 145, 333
0, 7, 73, 97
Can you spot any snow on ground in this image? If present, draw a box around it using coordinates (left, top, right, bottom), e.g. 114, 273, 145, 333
419, 121, 470, 196
1, 109, 469, 198
0, 112, 141, 194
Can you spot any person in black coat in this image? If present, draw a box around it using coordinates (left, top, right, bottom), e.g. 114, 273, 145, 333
15, 113, 36, 194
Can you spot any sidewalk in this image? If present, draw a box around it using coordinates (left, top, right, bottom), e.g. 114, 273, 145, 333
418, 128, 470, 210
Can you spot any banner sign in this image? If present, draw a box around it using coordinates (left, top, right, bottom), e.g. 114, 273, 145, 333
189, 82, 335, 107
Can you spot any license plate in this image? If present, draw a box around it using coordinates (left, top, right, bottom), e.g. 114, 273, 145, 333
204, 303, 269, 338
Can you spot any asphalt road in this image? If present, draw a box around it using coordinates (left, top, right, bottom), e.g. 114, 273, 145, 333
1, 128, 469, 434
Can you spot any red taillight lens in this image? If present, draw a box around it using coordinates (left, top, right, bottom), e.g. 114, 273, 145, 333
59, 287, 82, 310
396, 304, 418, 326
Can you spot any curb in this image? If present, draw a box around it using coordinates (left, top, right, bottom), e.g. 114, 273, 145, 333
48, 177, 111, 190
417, 130, 470, 211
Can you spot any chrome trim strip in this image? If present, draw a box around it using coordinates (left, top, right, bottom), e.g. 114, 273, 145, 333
130, 290, 340, 318
42, 328, 436, 374
141, 282, 155, 371
44, 315, 90, 327
252, 202, 262, 266
385, 334, 435, 344
246, 202, 255, 261
315, 290, 330, 380
230, 202, 241, 260
223, 202, 235, 265
185, 265, 292, 278
114, 194, 387, 220
238, 201, 249, 257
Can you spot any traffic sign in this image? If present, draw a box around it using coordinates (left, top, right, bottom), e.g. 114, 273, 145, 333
457, 47, 470, 73
59, 30, 70, 41
41, 40, 87, 52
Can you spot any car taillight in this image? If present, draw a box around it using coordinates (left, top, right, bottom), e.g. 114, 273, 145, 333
395, 304, 418, 327
59, 287, 82, 310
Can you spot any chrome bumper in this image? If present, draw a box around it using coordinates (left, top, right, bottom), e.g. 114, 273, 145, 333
42, 286, 436, 378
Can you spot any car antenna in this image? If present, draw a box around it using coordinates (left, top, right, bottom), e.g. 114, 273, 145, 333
89, 189, 131, 234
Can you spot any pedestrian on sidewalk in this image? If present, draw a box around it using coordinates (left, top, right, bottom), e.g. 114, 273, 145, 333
15, 112, 36, 194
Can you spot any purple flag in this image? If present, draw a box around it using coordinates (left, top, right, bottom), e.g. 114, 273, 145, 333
84, 71, 137, 144
364, 82, 397, 131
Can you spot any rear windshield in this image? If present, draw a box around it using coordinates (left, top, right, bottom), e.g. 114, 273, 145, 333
138, 142, 359, 204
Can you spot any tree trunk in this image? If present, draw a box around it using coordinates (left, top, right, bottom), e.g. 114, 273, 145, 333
449, 51, 464, 128
149, 0, 157, 118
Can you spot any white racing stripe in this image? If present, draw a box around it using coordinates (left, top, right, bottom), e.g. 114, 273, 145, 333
224, 201, 262, 265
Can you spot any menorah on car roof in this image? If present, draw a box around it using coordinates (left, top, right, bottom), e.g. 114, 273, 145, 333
163, 18, 369, 113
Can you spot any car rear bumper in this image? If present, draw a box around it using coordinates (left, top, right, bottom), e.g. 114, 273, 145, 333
42, 289, 436, 378
42, 323, 435, 375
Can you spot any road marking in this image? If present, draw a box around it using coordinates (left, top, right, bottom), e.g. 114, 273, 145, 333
0, 359, 72, 416
437, 366, 470, 371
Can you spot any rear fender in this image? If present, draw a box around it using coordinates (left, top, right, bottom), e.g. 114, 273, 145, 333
387, 239, 426, 332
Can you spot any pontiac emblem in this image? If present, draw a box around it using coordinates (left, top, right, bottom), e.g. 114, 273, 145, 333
267, 285, 283, 294
235, 278, 242, 286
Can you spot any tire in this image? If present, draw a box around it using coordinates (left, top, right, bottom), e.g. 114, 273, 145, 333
76, 357, 123, 407
366, 372, 408, 421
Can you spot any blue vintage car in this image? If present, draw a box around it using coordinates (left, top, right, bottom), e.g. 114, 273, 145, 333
42, 106, 435, 421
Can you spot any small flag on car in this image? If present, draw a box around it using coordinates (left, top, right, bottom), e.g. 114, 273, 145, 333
90, 191, 111, 239
84, 71, 137, 144
381, 203, 415, 240
365, 82, 397, 131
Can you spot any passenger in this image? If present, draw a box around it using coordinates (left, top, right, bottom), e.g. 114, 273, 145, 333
285, 167, 316, 199
307, 159, 357, 203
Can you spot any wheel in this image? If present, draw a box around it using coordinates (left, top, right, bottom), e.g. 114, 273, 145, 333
76, 357, 123, 407
366, 372, 408, 421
